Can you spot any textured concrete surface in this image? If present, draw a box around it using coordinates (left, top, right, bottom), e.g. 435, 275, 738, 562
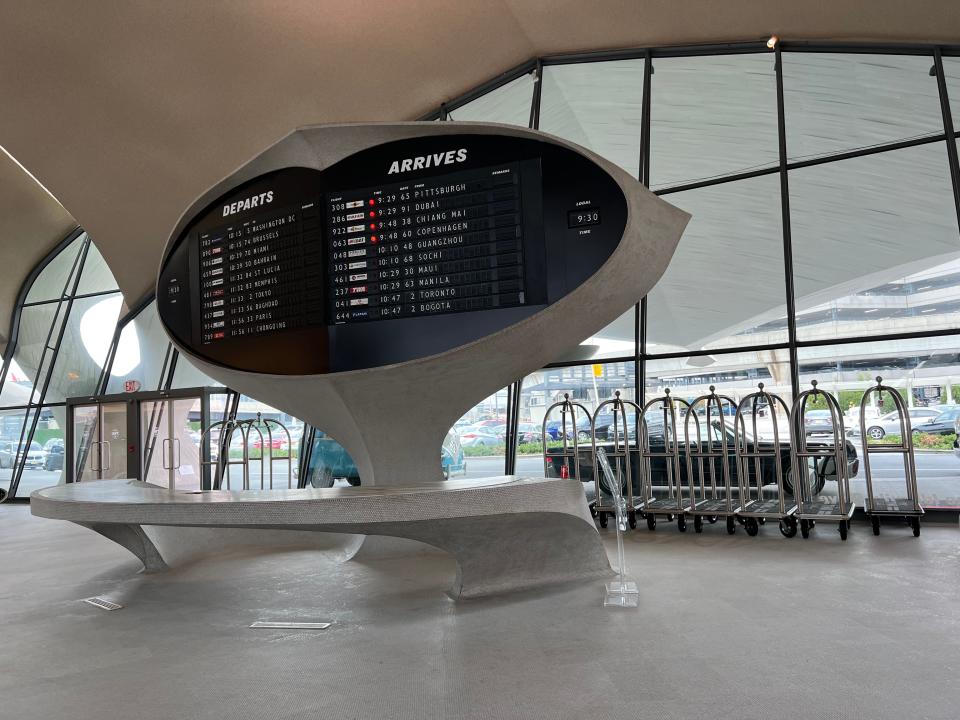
160, 122, 689, 487
32, 477, 612, 598
4, 503, 959, 720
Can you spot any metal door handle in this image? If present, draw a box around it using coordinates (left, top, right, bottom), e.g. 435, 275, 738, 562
88, 441, 101, 473
173, 438, 181, 469
102, 441, 111, 471
162, 438, 171, 469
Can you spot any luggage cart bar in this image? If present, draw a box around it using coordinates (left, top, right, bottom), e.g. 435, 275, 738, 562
791, 380, 855, 540
734, 383, 797, 537
684, 386, 741, 535
638, 389, 692, 532
859, 376, 923, 536
592, 391, 644, 529
542, 393, 593, 507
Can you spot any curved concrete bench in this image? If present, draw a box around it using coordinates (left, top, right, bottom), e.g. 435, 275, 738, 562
31, 477, 612, 599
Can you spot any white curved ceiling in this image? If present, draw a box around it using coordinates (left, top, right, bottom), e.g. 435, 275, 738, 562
0, 0, 958, 308
0, 149, 75, 352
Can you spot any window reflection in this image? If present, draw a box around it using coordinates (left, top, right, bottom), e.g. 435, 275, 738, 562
448, 73, 534, 126
540, 59, 645, 177
783, 53, 942, 161
647, 174, 788, 353
790, 143, 960, 341
651, 53, 778, 189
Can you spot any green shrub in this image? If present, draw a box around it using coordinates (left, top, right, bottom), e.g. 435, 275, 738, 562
868, 432, 955, 450
462, 444, 506, 457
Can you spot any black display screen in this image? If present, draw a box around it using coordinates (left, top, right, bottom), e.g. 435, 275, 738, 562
568, 208, 601, 228
197, 199, 323, 344
158, 133, 628, 375
326, 161, 534, 324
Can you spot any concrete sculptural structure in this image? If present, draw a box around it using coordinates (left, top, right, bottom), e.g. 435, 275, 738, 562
33, 122, 689, 598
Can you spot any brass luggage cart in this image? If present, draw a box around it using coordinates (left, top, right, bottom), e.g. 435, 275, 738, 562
733, 383, 798, 537
791, 381, 855, 540
638, 389, 692, 532
859, 377, 923, 536
591, 391, 644, 529
684, 386, 742, 535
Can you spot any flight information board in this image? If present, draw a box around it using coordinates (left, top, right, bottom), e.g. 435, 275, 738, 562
158, 131, 628, 375
327, 162, 527, 324
197, 199, 323, 344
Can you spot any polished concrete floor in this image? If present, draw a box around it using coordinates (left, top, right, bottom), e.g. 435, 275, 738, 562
2, 504, 958, 720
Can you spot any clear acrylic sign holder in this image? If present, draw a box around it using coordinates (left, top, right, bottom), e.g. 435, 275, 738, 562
597, 447, 639, 608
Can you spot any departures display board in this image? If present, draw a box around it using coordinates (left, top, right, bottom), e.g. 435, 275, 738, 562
158, 133, 627, 374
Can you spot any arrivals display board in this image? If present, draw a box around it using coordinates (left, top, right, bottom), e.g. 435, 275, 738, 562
158, 133, 627, 374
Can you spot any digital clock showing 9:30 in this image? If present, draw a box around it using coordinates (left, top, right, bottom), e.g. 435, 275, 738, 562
568, 208, 601, 228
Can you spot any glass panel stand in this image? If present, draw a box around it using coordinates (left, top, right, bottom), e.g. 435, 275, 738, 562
597, 448, 639, 608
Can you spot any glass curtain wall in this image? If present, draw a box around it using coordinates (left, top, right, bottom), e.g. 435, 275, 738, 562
0, 231, 122, 499
11, 45, 957, 502
438, 45, 960, 508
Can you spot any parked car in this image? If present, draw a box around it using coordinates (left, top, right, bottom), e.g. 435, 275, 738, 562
475, 417, 508, 429
440, 431, 467, 478
860, 408, 941, 439
300, 429, 465, 487
516, 422, 541, 443
802, 409, 836, 436
459, 426, 504, 447
913, 406, 960, 436
543, 415, 592, 441
0, 441, 15, 468
16, 441, 46, 469
43, 438, 65, 471
252, 436, 288, 450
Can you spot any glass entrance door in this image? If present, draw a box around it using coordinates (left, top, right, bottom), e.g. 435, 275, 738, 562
140, 396, 203, 491
99, 402, 128, 480
67, 387, 223, 487
71, 402, 130, 482
71, 404, 99, 483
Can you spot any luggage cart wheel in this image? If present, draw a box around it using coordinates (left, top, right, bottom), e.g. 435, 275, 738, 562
838, 520, 848, 541
871, 516, 880, 536
628, 511, 637, 530
694, 515, 703, 533
707, 516, 718, 524
726, 516, 736, 535
646, 515, 656, 531
758, 517, 766, 525
744, 518, 759, 537
779, 517, 797, 538
800, 519, 811, 539
677, 515, 687, 533
911, 517, 920, 537
598, 512, 608, 529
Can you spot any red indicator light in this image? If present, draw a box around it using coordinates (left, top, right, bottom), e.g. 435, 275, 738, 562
369, 211, 376, 218
369, 223, 377, 230
368, 199, 376, 206
371, 236, 378, 243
